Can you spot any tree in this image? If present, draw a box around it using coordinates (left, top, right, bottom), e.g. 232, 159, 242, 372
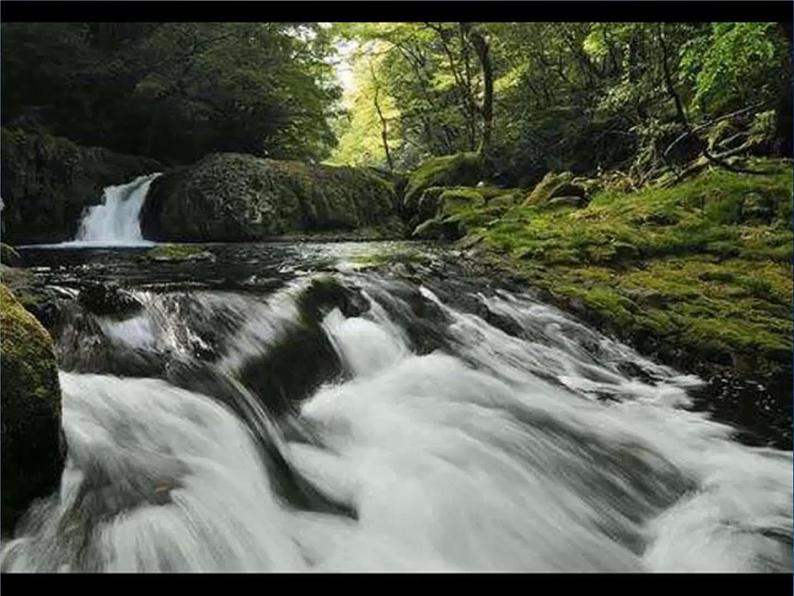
1, 23, 342, 164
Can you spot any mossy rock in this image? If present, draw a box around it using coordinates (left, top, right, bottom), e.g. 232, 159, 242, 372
545, 196, 588, 210
140, 153, 398, 242
438, 188, 485, 213
1, 128, 161, 244
402, 153, 482, 217
548, 182, 588, 201
464, 159, 793, 387
0, 243, 21, 267
488, 192, 521, 209
524, 171, 577, 205
412, 218, 445, 240
145, 244, 216, 263
1, 283, 65, 532
412, 217, 465, 241
415, 187, 447, 223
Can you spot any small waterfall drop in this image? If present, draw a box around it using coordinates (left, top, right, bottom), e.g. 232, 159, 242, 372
71, 173, 160, 246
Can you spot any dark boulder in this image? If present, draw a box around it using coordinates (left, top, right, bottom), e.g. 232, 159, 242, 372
78, 283, 143, 319
298, 278, 370, 321
1, 128, 161, 244
140, 153, 400, 242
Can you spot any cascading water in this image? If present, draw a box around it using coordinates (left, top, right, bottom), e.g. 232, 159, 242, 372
2, 243, 791, 572
68, 174, 160, 247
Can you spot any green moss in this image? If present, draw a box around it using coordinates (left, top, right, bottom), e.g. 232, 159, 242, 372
0, 243, 21, 267
438, 188, 485, 214
1, 283, 65, 531
141, 153, 400, 242
525, 171, 576, 205
460, 159, 793, 377
146, 244, 213, 262
403, 153, 482, 213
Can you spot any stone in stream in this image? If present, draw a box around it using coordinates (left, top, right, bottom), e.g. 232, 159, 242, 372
237, 278, 370, 413
0, 283, 66, 533
78, 282, 143, 319
139, 153, 402, 242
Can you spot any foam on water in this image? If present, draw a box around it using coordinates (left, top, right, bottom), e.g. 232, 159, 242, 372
0, 273, 790, 572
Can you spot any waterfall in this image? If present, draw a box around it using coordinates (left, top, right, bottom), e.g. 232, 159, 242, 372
70, 174, 160, 246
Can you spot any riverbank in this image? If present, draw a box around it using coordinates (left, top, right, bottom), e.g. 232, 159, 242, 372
424, 160, 793, 446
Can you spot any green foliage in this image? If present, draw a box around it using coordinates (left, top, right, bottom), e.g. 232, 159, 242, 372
680, 23, 785, 114
1, 23, 342, 164
333, 22, 791, 186
327, 50, 402, 168
0, 244, 21, 267
332, 23, 495, 166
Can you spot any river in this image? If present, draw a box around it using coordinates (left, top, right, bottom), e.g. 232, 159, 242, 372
1, 178, 791, 572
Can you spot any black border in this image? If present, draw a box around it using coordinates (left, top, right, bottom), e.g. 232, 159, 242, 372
1, 0, 793, 585
2, 571, 793, 585
1, 1, 792, 23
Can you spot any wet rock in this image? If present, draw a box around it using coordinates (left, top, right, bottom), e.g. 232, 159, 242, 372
238, 324, 343, 413
1, 284, 66, 532
412, 217, 465, 242
298, 278, 370, 320
78, 283, 143, 319
1, 128, 160, 244
145, 245, 216, 263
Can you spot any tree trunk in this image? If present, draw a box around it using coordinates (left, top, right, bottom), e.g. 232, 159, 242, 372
369, 61, 394, 171
463, 23, 493, 158
776, 21, 792, 157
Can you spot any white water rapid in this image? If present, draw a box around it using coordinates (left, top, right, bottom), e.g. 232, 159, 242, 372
0, 269, 790, 573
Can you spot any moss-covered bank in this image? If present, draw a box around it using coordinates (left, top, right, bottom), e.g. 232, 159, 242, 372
140, 153, 404, 242
1, 128, 161, 244
445, 160, 793, 390
1, 283, 66, 532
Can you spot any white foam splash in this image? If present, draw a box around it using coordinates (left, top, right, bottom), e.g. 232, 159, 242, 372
0, 278, 790, 572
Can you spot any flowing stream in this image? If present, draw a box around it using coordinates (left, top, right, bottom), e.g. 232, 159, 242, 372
2, 180, 792, 573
